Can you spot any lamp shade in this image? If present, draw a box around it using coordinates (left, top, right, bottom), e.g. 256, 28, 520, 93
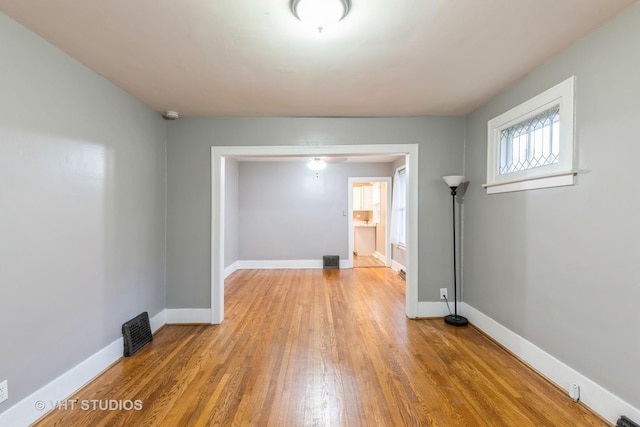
443, 175, 465, 188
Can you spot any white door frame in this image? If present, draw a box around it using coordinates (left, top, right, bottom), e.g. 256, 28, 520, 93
211, 144, 419, 324
348, 177, 393, 268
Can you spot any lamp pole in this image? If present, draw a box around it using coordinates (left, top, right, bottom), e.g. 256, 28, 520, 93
443, 176, 468, 327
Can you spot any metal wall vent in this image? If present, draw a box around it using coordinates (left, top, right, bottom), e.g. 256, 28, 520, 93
323, 255, 340, 269
122, 312, 153, 357
618, 416, 640, 427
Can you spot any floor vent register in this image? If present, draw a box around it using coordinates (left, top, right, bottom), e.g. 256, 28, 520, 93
122, 312, 153, 357
323, 255, 340, 269
618, 416, 640, 427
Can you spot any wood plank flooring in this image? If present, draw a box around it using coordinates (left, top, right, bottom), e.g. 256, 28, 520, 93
34, 268, 609, 426
352, 254, 386, 268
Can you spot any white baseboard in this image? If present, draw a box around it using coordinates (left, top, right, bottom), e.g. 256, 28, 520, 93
390, 260, 405, 272
165, 309, 212, 324
224, 261, 239, 279
462, 303, 640, 425
372, 252, 387, 264
417, 301, 451, 318
237, 259, 350, 270
0, 310, 166, 427
150, 310, 166, 331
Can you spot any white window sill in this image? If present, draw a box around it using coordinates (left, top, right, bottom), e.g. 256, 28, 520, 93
483, 171, 576, 194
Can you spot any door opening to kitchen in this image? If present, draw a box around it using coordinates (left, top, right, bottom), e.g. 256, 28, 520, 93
348, 177, 392, 268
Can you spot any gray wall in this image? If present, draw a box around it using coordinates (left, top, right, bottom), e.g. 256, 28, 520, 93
224, 158, 239, 268
238, 161, 392, 261
166, 117, 465, 308
0, 13, 166, 411
463, 3, 640, 410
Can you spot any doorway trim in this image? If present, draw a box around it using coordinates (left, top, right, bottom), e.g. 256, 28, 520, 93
348, 177, 393, 268
211, 144, 419, 323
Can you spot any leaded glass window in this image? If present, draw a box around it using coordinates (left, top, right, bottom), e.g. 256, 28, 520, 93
485, 76, 575, 194
499, 106, 560, 175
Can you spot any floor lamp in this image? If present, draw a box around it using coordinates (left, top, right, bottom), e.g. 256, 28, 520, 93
443, 175, 468, 327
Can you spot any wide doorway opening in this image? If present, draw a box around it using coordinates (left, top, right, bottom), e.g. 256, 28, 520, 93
211, 144, 419, 323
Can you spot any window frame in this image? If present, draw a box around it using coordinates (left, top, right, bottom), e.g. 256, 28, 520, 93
372, 182, 381, 224
395, 167, 406, 247
484, 76, 576, 194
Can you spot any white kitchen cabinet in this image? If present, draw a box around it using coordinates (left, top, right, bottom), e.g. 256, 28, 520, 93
353, 187, 363, 210
362, 186, 373, 210
353, 185, 373, 211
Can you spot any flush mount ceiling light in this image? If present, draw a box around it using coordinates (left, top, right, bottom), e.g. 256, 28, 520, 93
291, 0, 351, 33
307, 157, 327, 171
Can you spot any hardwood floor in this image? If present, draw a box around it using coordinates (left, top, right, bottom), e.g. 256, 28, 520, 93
352, 254, 386, 268
34, 268, 608, 426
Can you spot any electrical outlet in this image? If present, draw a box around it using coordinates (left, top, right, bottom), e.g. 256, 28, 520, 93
0, 380, 8, 404
569, 383, 580, 401
440, 288, 448, 300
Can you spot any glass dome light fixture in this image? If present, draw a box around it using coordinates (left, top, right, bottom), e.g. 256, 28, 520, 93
291, 0, 351, 33
307, 157, 327, 171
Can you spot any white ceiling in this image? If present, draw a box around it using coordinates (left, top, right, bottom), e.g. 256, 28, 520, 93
0, 0, 635, 117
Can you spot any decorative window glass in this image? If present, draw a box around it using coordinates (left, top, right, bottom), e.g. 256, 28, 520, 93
499, 106, 559, 174
485, 76, 576, 194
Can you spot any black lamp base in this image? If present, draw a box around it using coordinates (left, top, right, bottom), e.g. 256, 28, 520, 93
444, 314, 469, 327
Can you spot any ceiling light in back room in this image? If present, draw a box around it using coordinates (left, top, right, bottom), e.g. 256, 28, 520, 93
307, 158, 327, 171
291, 0, 351, 33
